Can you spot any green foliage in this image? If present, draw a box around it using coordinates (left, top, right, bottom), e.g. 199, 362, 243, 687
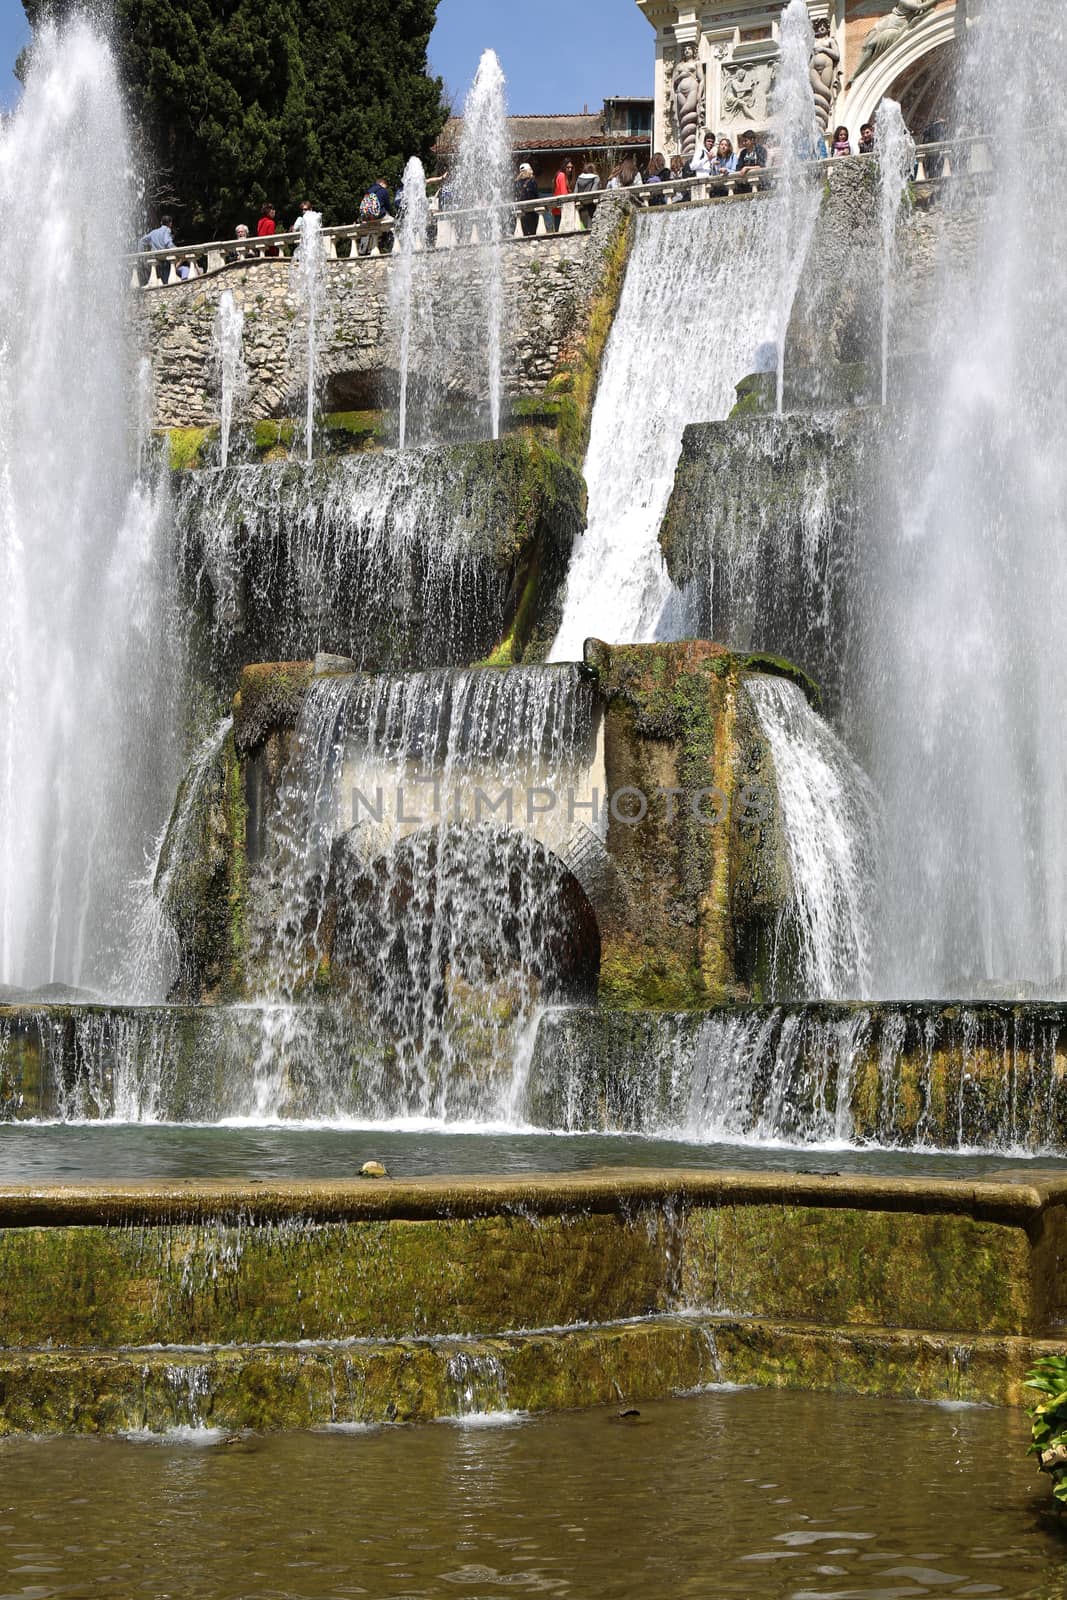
21, 0, 447, 237
1026, 1355, 1067, 1504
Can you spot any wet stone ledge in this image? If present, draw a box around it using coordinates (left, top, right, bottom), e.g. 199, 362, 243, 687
0, 1318, 1054, 1437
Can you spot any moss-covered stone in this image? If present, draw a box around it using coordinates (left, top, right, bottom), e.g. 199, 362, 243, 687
584, 641, 796, 1009
0, 1166, 1063, 1433
164, 412, 387, 471
541, 198, 633, 463
173, 435, 585, 686
232, 661, 313, 757
659, 412, 878, 717
729, 371, 776, 418
682, 1204, 1033, 1335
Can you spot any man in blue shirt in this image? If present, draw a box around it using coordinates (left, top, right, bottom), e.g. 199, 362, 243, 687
138, 214, 175, 283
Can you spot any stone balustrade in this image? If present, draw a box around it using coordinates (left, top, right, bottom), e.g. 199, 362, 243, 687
128, 139, 991, 291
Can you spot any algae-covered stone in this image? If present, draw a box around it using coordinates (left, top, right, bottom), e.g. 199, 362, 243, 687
174, 435, 585, 686
583, 640, 796, 1009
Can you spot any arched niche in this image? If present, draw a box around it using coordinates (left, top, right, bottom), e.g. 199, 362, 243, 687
838, 5, 961, 136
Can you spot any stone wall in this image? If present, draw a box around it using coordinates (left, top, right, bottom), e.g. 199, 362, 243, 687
139, 179, 983, 431
138, 220, 616, 430
0, 1168, 1058, 1432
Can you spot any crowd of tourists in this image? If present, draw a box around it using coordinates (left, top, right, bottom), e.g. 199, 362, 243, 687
136, 116, 892, 281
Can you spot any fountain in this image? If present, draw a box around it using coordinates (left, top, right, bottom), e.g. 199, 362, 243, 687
0, 18, 177, 995
770, 0, 823, 415
212, 289, 247, 468
290, 209, 326, 461
439, 49, 510, 442
10, 1, 1067, 1463
391, 155, 431, 450
875, 99, 914, 406
746, 674, 877, 1000
550, 200, 797, 659
863, 3, 1067, 997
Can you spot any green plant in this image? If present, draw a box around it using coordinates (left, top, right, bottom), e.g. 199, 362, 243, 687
1026, 1355, 1067, 1503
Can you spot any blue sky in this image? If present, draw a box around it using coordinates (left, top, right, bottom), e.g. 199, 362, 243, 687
0, 3, 30, 110
429, 0, 652, 114
0, 0, 652, 114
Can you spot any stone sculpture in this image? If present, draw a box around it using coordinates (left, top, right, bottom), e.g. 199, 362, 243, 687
721, 61, 776, 124
672, 43, 705, 159
849, 0, 937, 84
809, 18, 841, 135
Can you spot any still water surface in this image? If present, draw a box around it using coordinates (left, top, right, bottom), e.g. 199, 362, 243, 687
2, 1122, 1067, 1185
0, 1389, 1063, 1598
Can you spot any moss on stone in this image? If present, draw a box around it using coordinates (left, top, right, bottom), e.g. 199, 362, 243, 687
729, 371, 776, 419
167, 426, 213, 470
232, 661, 314, 758
739, 654, 821, 709
545, 203, 633, 462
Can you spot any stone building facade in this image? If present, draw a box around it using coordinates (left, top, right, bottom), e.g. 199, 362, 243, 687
635, 0, 972, 150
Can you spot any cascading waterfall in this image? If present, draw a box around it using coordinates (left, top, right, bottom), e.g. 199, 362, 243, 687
530, 1000, 1067, 1153
212, 290, 247, 469
449, 50, 510, 441
392, 156, 430, 450
550, 200, 807, 660
864, 5, 1067, 998
875, 100, 914, 407
174, 451, 535, 676
290, 210, 326, 461
0, 20, 177, 994
770, 0, 823, 416
746, 675, 877, 1000
124, 716, 234, 1003
664, 411, 875, 720
247, 666, 601, 1119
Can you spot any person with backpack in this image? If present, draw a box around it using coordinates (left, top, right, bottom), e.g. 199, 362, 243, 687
514, 163, 540, 236
574, 159, 600, 229
358, 177, 394, 255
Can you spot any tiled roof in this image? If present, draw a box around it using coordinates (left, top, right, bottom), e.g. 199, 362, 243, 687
436, 113, 649, 154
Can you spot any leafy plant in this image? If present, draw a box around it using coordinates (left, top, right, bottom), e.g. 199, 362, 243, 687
1026, 1355, 1067, 1504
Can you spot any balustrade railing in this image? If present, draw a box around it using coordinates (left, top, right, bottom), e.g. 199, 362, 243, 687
128, 137, 992, 290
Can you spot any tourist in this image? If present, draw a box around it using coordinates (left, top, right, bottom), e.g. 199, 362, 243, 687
710, 137, 737, 181
832, 124, 852, 156
574, 159, 600, 228
257, 202, 279, 257
515, 162, 540, 236
859, 123, 876, 154
668, 153, 689, 202
606, 156, 644, 189
358, 176, 395, 255
689, 134, 716, 179
291, 199, 313, 236
137, 213, 175, 284
734, 129, 768, 188
551, 158, 574, 231
175, 256, 196, 281
224, 222, 250, 264
736, 129, 768, 171
644, 152, 669, 206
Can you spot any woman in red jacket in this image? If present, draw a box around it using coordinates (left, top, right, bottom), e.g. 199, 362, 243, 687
551, 159, 574, 231
257, 202, 279, 257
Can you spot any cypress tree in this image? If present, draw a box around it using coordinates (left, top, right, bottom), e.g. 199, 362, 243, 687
21, 0, 446, 237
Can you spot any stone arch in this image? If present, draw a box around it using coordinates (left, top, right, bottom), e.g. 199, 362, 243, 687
328, 822, 602, 1007
838, 5, 961, 136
